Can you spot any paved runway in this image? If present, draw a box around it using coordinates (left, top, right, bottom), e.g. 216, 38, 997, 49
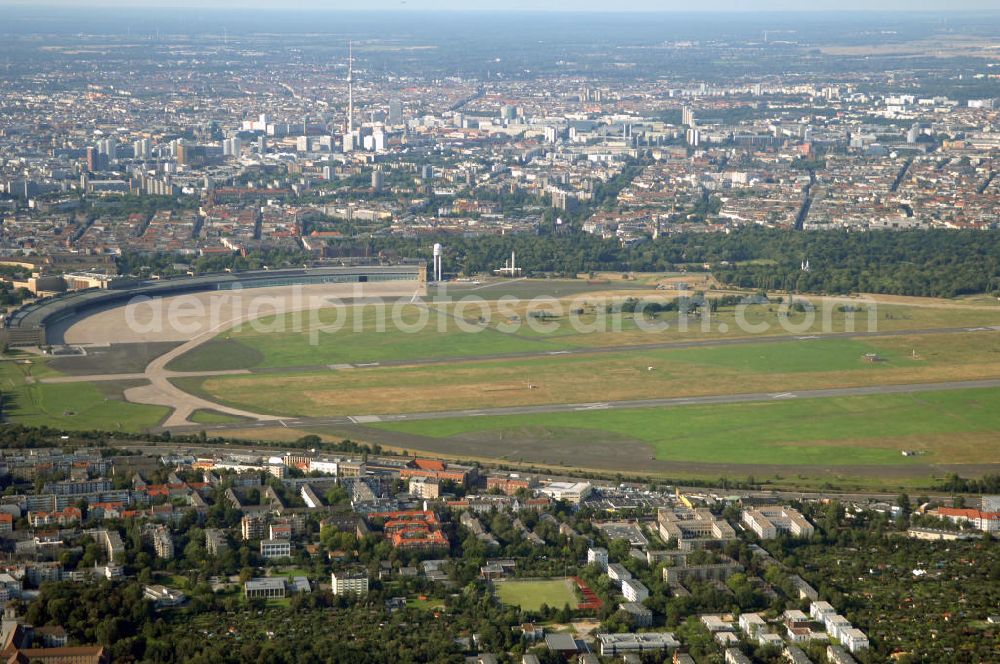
42, 323, 1000, 381
165, 376, 1000, 434
37, 322, 1000, 431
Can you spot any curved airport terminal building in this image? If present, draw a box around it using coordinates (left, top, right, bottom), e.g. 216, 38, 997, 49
2, 262, 426, 347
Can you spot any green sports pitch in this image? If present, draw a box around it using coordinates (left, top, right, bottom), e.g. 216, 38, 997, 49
494, 578, 579, 612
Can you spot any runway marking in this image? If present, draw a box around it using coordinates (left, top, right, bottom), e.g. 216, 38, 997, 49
466, 277, 528, 291
771, 392, 797, 400
349, 415, 383, 424
576, 403, 611, 410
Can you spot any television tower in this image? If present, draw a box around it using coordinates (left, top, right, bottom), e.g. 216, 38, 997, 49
347, 41, 354, 136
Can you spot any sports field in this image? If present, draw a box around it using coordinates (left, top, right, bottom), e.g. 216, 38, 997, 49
494, 578, 579, 611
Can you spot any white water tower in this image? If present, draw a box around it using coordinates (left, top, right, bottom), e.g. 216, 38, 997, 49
432, 243, 443, 282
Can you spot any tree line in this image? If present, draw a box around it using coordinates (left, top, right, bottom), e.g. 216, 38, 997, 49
112, 227, 1000, 298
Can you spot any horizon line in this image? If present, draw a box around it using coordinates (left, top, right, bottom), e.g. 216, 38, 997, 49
3, 3, 1000, 13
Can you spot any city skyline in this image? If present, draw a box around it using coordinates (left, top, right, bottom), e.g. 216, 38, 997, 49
0, 6, 998, 663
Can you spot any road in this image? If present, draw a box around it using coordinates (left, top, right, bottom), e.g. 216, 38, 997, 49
113, 440, 976, 503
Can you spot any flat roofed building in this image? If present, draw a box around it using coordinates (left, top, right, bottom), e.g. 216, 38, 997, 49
663, 554, 744, 585
622, 577, 649, 603
331, 571, 369, 596
260, 539, 292, 559
840, 627, 869, 653
618, 602, 653, 627
739, 612, 767, 636
101, 529, 125, 564
596, 632, 679, 656
783, 609, 810, 625
151, 526, 174, 560
205, 528, 228, 555
244, 578, 286, 599
700, 615, 735, 632
537, 481, 592, 504
607, 563, 631, 585
241, 514, 266, 541
269, 523, 292, 541
824, 614, 852, 640
143, 584, 186, 608
742, 506, 814, 539
657, 507, 736, 549
308, 459, 339, 476
408, 476, 441, 499
543, 633, 579, 653
809, 601, 836, 621
587, 547, 609, 570
759, 633, 784, 648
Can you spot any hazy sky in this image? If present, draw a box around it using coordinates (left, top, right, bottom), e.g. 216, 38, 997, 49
2, 0, 998, 10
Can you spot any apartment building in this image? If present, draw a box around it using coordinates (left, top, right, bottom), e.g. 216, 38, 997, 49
741, 506, 815, 539
331, 571, 369, 596
657, 507, 736, 549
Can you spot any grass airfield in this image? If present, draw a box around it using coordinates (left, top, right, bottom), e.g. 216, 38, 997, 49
4, 276, 1000, 487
